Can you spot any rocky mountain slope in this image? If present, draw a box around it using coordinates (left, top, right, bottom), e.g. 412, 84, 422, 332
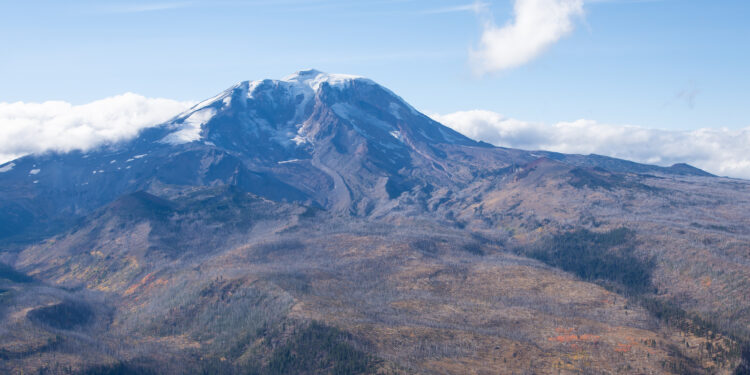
1, 70, 748, 374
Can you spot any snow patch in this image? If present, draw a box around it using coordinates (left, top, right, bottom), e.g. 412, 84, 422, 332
160, 108, 216, 145
125, 154, 146, 162
390, 130, 403, 141
186, 83, 235, 114
283, 69, 367, 92
291, 135, 309, 145
29, 168, 40, 175
246, 80, 263, 99
0, 162, 14, 173
191, 91, 230, 112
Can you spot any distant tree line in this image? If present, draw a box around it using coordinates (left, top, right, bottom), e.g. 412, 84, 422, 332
27, 300, 93, 330
520, 227, 654, 294
0, 262, 34, 283
43, 321, 377, 375
262, 321, 376, 375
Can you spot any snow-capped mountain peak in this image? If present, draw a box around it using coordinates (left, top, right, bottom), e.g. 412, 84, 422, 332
150, 69, 479, 152
281, 69, 370, 91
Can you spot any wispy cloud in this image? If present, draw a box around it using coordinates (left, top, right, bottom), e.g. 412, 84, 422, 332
432, 110, 750, 179
470, 0, 585, 74
675, 83, 700, 109
422, 2, 489, 15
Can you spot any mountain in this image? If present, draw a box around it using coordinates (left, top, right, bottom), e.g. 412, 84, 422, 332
0, 70, 709, 246
1, 70, 749, 375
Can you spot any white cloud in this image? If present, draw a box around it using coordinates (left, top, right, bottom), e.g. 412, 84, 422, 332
3, 93, 747, 181
432, 110, 750, 179
0, 94, 193, 164
470, 0, 584, 74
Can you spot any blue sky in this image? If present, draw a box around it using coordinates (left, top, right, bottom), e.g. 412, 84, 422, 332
2, 0, 749, 131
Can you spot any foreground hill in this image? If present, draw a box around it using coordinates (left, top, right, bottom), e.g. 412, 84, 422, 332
1, 70, 749, 374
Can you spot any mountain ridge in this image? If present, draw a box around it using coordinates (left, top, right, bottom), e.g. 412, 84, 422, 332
2, 70, 750, 374
0, 70, 714, 244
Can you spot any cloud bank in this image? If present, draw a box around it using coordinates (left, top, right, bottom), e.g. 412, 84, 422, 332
471, 0, 584, 74
0, 94, 193, 164
1, 95, 747, 180
433, 110, 750, 179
